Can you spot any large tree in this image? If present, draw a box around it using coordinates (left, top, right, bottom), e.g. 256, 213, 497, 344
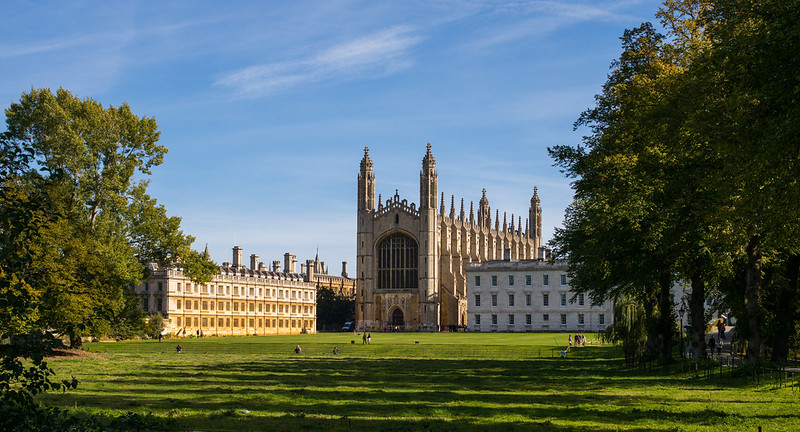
0, 88, 216, 420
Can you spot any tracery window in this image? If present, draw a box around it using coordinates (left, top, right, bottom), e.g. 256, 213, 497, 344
376, 232, 418, 290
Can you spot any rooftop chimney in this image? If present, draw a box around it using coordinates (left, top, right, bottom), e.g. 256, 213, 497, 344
341, 261, 349, 278
232, 246, 243, 268
250, 254, 259, 271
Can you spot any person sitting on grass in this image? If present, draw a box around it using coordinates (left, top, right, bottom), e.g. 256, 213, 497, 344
294, 345, 302, 354
176, 344, 182, 354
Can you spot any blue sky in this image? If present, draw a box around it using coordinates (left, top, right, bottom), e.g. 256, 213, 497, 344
1, 0, 662, 271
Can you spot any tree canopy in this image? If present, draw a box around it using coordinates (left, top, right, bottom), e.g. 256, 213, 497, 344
550, 0, 800, 364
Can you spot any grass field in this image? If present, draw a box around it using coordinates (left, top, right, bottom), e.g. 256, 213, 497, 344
39, 333, 799, 431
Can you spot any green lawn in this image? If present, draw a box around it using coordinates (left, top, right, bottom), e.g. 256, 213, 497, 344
40, 333, 799, 431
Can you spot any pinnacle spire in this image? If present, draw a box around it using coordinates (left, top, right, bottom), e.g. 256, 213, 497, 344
459, 198, 465, 221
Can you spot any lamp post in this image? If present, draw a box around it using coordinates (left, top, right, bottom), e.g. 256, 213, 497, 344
678, 301, 686, 358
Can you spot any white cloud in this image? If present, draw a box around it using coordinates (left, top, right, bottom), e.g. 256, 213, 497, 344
215, 25, 423, 97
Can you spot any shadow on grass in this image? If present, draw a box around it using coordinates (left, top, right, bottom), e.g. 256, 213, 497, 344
42, 347, 790, 431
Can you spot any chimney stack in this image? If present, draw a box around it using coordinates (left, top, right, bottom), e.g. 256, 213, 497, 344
250, 254, 259, 271
284, 253, 297, 274
272, 260, 281, 272
232, 246, 243, 268
341, 261, 348, 278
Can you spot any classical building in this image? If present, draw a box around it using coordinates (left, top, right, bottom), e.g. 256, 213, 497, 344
356, 144, 544, 331
466, 258, 614, 333
135, 246, 318, 336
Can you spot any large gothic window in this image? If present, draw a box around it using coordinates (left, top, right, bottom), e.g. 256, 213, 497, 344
376, 232, 418, 290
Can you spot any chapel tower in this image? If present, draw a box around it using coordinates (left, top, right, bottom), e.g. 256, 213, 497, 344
356, 144, 543, 331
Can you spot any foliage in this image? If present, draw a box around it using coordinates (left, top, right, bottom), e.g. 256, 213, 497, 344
550, 0, 800, 364
0, 88, 214, 428
604, 297, 648, 364
315, 287, 355, 331
145, 313, 166, 339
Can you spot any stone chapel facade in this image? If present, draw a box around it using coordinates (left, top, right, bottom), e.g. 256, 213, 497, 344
356, 144, 544, 331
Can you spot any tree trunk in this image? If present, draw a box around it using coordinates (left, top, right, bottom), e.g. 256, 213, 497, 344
69, 332, 83, 349
771, 253, 799, 362
689, 272, 707, 359
658, 273, 674, 365
745, 234, 764, 363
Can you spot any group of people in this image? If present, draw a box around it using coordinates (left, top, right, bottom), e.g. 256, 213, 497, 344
362, 332, 372, 344
568, 334, 587, 347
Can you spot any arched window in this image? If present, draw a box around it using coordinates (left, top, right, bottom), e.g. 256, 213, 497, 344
376, 232, 418, 290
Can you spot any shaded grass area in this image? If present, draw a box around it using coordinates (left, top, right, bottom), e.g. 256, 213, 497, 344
41, 334, 800, 431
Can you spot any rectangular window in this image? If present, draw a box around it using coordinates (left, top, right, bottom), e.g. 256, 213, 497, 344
508, 294, 515, 307
233, 302, 239, 311
578, 313, 585, 325
509, 314, 515, 325
177, 300, 182, 309
475, 275, 481, 286
233, 318, 239, 327
210, 301, 214, 310
561, 314, 567, 325
157, 282, 163, 292
156, 298, 163, 312
177, 283, 181, 292
561, 293, 567, 306
491, 294, 497, 307
578, 294, 585, 306
543, 293, 549, 307
525, 275, 531, 286
219, 318, 224, 327
491, 275, 497, 286
234, 286, 239, 296
194, 301, 198, 310
144, 283, 149, 292
599, 314, 605, 325
543, 275, 549, 286
177, 317, 182, 326
526, 293, 531, 306
475, 314, 481, 325
202, 318, 208, 326
249, 303, 254, 312
543, 313, 549, 322
526, 314, 532, 325
561, 274, 567, 285
491, 314, 497, 325
475, 294, 481, 307
508, 275, 514, 286
202, 301, 208, 310
185, 301, 191, 310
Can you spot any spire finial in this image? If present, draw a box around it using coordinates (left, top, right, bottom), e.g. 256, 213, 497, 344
459, 198, 465, 221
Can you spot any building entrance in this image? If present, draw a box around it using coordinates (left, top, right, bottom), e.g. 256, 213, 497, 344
391, 308, 404, 327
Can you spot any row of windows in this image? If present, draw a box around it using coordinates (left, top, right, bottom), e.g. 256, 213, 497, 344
475, 293, 585, 307
175, 300, 313, 315
176, 316, 314, 329
475, 313, 606, 326
143, 282, 314, 301
475, 274, 567, 287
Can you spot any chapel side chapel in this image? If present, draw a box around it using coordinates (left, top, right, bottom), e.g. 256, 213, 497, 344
356, 144, 546, 331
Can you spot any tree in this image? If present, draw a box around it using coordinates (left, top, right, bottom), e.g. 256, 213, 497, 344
1, 88, 214, 423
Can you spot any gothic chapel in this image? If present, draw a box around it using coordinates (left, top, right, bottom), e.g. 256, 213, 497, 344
356, 144, 544, 331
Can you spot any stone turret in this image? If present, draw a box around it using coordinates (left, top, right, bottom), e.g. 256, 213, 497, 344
358, 147, 375, 213
419, 143, 438, 210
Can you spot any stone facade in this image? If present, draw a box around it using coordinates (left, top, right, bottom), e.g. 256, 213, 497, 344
356, 144, 544, 331
466, 259, 614, 333
135, 246, 317, 336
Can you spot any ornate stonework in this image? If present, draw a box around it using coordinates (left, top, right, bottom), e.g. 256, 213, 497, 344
356, 144, 543, 331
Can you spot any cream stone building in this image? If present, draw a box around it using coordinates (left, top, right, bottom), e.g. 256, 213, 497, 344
356, 144, 545, 331
135, 247, 317, 336
466, 258, 614, 332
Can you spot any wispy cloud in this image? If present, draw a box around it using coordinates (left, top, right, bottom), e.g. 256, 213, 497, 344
468, 0, 641, 50
215, 25, 423, 97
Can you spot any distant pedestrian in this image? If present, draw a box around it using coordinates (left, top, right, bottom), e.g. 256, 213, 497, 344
176, 344, 182, 353
709, 337, 716, 356
158, 334, 162, 343
568, 335, 572, 346
367, 333, 371, 344
333, 346, 339, 355
362, 332, 367, 344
